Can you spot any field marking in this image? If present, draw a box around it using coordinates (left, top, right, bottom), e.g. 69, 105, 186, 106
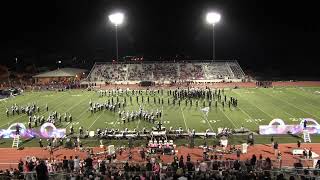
236, 106, 258, 125
218, 107, 238, 128
227, 90, 259, 125
284, 111, 295, 118
299, 87, 320, 98
0, 92, 70, 128
285, 90, 320, 111
179, 107, 188, 131
66, 93, 96, 124
88, 112, 104, 129
259, 90, 320, 119
232, 90, 274, 120
63, 94, 91, 114
201, 111, 214, 132
112, 117, 122, 128
65, 94, 95, 128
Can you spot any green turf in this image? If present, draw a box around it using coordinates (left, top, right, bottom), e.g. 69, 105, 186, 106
1, 87, 320, 133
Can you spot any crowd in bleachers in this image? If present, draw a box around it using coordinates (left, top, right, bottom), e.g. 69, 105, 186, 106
87, 61, 245, 83
180, 63, 204, 80
153, 63, 178, 81
128, 64, 153, 81
1, 151, 320, 180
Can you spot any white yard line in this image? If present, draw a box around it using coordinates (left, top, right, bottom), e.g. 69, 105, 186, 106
179, 107, 189, 132
112, 118, 121, 128
260, 90, 320, 119
65, 110, 87, 128
237, 106, 258, 125
65, 95, 95, 128
232, 90, 274, 120
88, 112, 104, 129
286, 90, 320, 111
219, 107, 238, 128
284, 111, 295, 118
202, 111, 214, 132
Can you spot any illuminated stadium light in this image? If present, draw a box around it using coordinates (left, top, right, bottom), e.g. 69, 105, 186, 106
108, 12, 124, 26
206, 12, 221, 25
108, 12, 125, 61
206, 12, 221, 62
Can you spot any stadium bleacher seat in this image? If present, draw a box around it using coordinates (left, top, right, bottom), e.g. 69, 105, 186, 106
86, 61, 245, 83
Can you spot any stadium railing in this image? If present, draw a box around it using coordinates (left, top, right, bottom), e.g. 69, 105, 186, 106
2, 167, 320, 180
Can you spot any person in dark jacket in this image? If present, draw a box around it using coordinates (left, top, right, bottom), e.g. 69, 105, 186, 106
36, 160, 48, 180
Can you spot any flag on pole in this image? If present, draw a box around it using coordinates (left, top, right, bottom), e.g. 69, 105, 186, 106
201, 107, 210, 116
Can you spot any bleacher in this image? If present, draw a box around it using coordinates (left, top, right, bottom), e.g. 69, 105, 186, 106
128, 64, 153, 81
86, 60, 245, 84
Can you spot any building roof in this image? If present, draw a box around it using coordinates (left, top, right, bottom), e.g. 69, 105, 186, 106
33, 68, 87, 78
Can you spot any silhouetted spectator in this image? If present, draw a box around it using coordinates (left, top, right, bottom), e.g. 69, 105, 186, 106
35, 160, 48, 180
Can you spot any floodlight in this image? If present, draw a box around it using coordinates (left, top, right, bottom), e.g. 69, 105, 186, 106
206, 12, 221, 25
108, 12, 124, 26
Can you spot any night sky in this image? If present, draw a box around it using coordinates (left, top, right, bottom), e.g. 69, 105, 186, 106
1, 0, 320, 78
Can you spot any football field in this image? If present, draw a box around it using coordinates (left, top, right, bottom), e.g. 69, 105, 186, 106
1, 86, 320, 133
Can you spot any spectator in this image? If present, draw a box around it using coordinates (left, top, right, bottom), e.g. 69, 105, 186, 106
199, 160, 208, 173
146, 160, 152, 178
62, 156, 68, 172
84, 155, 93, 169
274, 141, 279, 156
35, 160, 48, 180
179, 155, 184, 169
250, 154, 257, 167
68, 156, 74, 172
18, 160, 24, 172
303, 149, 308, 159
236, 148, 241, 159
153, 162, 160, 177
309, 148, 313, 159
294, 159, 303, 169
74, 156, 80, 172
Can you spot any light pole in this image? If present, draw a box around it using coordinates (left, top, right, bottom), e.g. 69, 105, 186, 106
108, 12, 124, 61
57, 60, 62, 69
206, 12, 221, 62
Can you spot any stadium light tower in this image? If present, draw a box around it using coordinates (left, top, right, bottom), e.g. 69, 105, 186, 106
206, 12, 221, 62
108, 12, 124, 61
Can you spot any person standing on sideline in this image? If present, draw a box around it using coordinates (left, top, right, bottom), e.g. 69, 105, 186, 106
297, 140, 301, 148
271, 136, 274, 147
274, 141, 279, 156
309, 148, 313, 159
